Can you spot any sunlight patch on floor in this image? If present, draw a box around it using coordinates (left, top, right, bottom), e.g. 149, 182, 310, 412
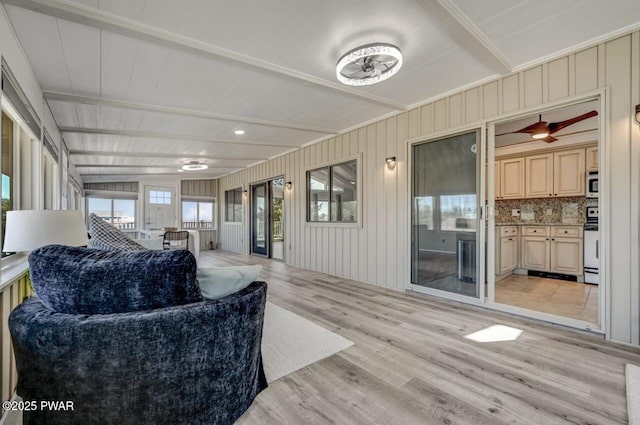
464, 324, 523, 343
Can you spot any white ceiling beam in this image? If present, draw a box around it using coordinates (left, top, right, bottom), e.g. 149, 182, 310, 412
435, 0, 512, 73
6, 0, 406, 111
80, 172, 233, 178
75, 164, 238, 169
69, 150, 263, 162
46, 91, 337, 135
59, 126, 294, 148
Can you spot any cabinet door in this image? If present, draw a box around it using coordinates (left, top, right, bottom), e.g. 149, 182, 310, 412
500, 157, 525, 199
585, 146, 598, 171
550, 237, 583, 275
500, 236, 518, 274
525, 153, 553, 198
521, 236, 550, 271
554, 149, 585, 197
495, 161, 501, 199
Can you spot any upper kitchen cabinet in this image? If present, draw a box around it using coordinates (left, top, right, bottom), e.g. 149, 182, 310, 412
525, 153, 554, 198
554, 148, 585, 197
498, 158, 525, 199
585, 145, 598, 171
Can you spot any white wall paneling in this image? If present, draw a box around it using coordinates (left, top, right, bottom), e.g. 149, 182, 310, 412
219, 31, 640, 345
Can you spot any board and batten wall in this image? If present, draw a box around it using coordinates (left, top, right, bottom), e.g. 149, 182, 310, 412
219, 32, 640, 345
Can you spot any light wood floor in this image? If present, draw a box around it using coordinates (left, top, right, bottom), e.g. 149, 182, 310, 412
495, 274, 598, 323
199, 251, 639, 425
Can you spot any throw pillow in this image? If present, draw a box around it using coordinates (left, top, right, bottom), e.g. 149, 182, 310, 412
29, 245, 202, 314
87, 213, 146, 251
197, 265, 262, 300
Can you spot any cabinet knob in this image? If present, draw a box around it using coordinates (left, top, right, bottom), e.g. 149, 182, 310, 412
552, 238, 555, 241
564, 230, 568, 233
549, 193, 552, 196
533, 230, 537, 233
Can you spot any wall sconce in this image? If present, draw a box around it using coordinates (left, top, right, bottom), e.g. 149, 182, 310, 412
635, 104, 640, 125
243, 189, 248, 196
386, 156, 397, 170
285, 181, 292, 190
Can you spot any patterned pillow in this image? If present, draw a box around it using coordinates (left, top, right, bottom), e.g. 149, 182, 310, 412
88, 213, 146, 251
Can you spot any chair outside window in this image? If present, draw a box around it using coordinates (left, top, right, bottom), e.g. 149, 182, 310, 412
163, 231, 189, 251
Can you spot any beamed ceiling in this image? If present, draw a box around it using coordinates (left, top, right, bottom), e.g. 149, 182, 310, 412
2, 0, 640, 181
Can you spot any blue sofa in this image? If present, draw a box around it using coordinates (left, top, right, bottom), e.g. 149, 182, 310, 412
9, 245, 267, 425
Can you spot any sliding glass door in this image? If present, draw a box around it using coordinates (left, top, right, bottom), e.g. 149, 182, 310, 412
251, 182, 269, 256
411, 130, 483, 300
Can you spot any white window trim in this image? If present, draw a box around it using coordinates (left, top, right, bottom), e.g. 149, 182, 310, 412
181, 197, 216, 230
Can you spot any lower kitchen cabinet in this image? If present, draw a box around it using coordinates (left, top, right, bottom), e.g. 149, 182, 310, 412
496, 226, 519, 276
520, 225, 583, 277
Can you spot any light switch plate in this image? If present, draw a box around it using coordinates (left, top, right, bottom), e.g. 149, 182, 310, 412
511, 209, 520, 216
522, 212, 535, 220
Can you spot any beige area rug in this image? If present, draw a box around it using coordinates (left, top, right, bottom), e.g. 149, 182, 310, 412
262, 302, 354, 382
627, 364, 640, 425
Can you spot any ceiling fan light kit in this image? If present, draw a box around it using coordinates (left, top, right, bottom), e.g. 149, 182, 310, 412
336, 43, 403, 86
181, 161, 208, 171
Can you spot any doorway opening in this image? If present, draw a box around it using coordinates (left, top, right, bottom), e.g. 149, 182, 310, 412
489, 98, 601, 328
251, 177, 285, 260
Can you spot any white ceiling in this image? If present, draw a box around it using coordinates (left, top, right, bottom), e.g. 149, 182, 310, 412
2, 0, 639, 180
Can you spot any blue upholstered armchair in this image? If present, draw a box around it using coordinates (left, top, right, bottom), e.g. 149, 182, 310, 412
9, 245, 267, 425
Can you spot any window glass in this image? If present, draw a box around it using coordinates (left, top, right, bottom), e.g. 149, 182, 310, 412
308, 168, 330, 222
307, 160, 357, 223
440, 194, 477, 231
331, 161, 357, 222
225, 188, 243, 222
149, 190, 171, 205
1, 113, 14, 257
415, 196, 434, 229
182, 201, 214, 228
113, 199, 136, 230
88, 198, 136, 230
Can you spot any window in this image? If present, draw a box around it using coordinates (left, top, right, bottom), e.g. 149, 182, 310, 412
415, 196, 434, 229
225, 188, 243, 222
87, 197, 136, 230
1, 112, 14, 258
182, 200, 214, 229
440, 194, 477, 231
149, 190, 171, 205
307, 160, 357, 223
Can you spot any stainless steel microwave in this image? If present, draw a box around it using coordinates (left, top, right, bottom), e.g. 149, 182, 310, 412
586, 171, 598, 198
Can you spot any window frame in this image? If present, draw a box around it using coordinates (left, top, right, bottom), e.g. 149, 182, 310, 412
86, 196, 137, 231
305, 155, 361, 227
225, 188, 243, 223
181, 198, 216, 229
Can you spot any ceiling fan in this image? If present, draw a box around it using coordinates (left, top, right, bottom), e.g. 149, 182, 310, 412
496, 110, 598, 143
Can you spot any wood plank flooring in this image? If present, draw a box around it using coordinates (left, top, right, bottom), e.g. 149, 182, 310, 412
199, 251, 639, 425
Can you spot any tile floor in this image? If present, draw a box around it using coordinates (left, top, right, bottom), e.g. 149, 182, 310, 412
495, 274, 598, 323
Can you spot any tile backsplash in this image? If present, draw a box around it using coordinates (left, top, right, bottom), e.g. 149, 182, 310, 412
495, 197, 598, 225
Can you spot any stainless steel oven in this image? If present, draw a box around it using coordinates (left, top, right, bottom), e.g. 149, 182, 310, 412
586, 171, 598, 198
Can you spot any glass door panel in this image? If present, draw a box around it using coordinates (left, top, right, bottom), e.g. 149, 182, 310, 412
411, 130, 481, 298
251, 183, 269, 256
271, 178, 285, 260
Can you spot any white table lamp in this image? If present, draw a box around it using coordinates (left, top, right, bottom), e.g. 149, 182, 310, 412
2, 210, 88, 253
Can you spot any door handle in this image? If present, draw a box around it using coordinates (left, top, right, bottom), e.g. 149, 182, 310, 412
596, 240, 599, 259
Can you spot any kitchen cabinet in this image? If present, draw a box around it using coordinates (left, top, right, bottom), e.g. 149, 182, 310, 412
496, 226, 518, 276
521, 226, 551, 271
521, 225, 583, 276
525, 153, 553, 198
553, 148, 585, 197
498, 158, 525, 199
550, 226, 584, 275
585, 145, 598, 171
504, 147, 586, 199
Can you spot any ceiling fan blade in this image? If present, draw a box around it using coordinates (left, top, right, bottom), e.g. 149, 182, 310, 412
510, 120, 548, 135
548, 110, 598, 134
542, 136, 558, 143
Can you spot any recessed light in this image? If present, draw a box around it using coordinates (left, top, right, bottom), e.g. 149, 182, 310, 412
234, 130, 245, 135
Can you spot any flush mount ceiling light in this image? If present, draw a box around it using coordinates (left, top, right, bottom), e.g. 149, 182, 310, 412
234, 129, 245, 135
181, 161, 208, 171
336, 43, 403, 86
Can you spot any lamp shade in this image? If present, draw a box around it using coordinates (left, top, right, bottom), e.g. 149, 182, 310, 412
2, 210, 88, 253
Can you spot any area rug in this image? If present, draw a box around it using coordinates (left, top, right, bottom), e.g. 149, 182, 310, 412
627, 364, 640, 425
261, 302, 353, 382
